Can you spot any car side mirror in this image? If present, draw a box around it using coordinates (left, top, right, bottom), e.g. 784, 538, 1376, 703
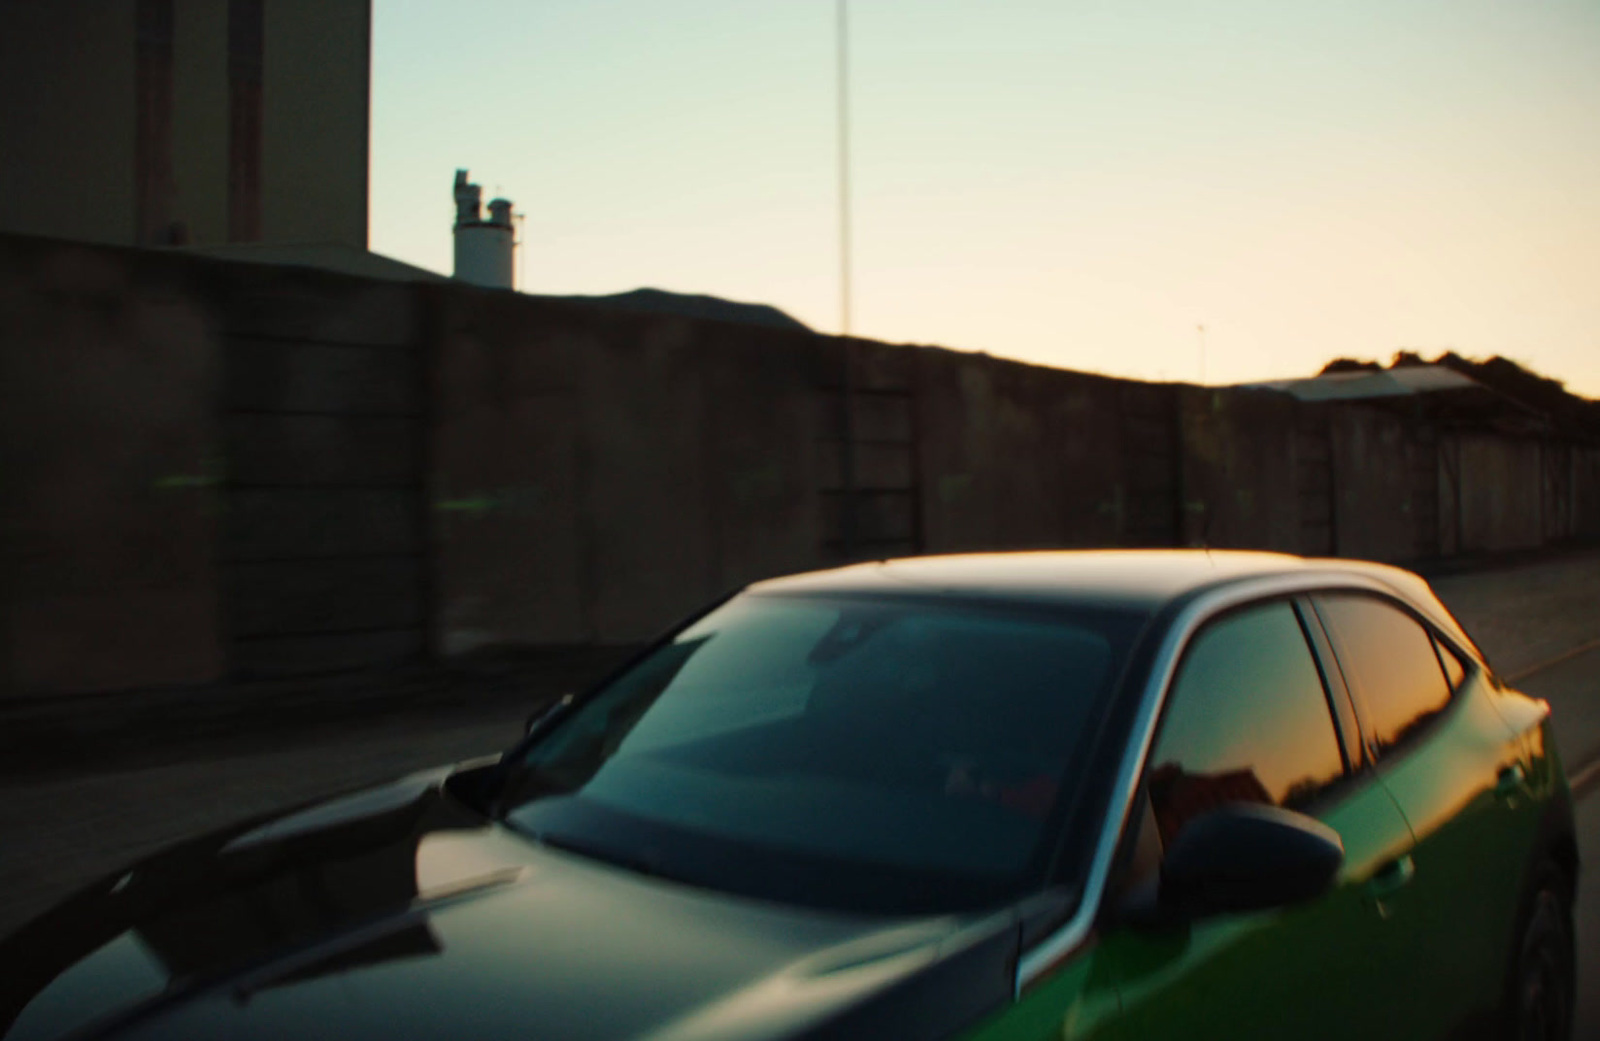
524, 693, 574, 738
1140, 803, 1344, 923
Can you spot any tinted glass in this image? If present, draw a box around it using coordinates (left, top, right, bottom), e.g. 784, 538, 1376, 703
1147, 601, 1345, 845
499, 594, 1143, 913
1315, 594, 1453, 758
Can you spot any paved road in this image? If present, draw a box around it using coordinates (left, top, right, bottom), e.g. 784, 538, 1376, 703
1431, 555, 1600, 682
0, 551, 1598, 1030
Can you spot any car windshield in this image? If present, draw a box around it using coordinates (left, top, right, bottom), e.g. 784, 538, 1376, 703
497, 592, 1144, 915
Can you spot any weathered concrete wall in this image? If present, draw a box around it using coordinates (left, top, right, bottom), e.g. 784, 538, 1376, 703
580, 316, 729, 642
1577, 449, 1600, 540
7, 232, 1600, 695
1329, 405, 1420, 563
431, 291, 589, 652
696, 324, 834, 592
819, 339, 919, 558
0, 238, 222, 695
214, 263, 427, 678
1458, 434, 1544, 552
1438, 433, 1464, 558
430, 289, 831, 649
1178, 388, 1304, 554
0, 234, 429, 694
916, 350, 1141, 552
1534, 440, 1600, 546
1540, 442, 1574, 545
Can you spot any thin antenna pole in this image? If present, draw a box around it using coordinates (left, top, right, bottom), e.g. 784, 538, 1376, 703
513, 211, 525, 292
834, 0, 859, 558
1196, 323, 1208, 385
836, 0, 852, 336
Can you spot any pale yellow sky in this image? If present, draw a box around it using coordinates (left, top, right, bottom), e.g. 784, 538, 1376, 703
371, 0, 1600, 396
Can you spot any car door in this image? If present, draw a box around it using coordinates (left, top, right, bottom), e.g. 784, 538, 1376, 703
1312, 591, 1543, 1035
1098, 598, 1439, 1040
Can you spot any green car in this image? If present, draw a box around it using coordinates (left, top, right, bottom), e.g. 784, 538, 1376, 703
0, 552, 1576, 1040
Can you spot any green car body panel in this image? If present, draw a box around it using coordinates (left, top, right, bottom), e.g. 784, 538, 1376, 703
1373, 675, 1553, 1030
963, 687, 1566, 1041
955, 574, 1571, 1041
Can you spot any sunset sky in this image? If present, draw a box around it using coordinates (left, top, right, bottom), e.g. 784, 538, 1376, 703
369, 0, 1600, 396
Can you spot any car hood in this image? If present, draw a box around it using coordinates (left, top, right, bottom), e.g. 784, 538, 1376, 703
0, 765, 1019, 1041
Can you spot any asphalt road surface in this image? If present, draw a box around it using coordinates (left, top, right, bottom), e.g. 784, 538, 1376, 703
1, 551, 1598, 1034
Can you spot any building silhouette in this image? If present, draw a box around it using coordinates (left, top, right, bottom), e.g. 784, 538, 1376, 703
0, 0, 370, 251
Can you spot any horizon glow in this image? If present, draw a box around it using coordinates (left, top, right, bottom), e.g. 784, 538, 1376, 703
370, 0, 1600, 396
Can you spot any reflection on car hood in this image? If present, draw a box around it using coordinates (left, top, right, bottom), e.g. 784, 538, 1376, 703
0, 767, 1017, 1041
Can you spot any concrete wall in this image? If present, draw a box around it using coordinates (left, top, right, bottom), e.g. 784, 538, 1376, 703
1535, 441, 1600, 545
1329, 405, 1420, 563
430, 289, 831, 649
215, 261, 426, 678
0, 237, 222, 696
1178, 388, 1303, 554
916, 351, 1137, 553
6, 232, 1600, 695
1577, 449, 1600, 540
1458, 434, 1544, 553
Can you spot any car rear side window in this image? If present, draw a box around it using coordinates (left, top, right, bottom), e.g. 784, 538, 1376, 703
1314, 593, 1454, 760
1145, 601, 1347, 846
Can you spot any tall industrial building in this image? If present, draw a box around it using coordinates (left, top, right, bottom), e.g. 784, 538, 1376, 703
0, 0, 371, 250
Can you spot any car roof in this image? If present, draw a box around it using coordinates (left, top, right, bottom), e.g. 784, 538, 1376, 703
748, 551, 1471, 646
748, 549, 1298, 610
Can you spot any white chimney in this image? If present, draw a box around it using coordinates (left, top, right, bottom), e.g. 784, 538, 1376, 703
452, 169, 515, 289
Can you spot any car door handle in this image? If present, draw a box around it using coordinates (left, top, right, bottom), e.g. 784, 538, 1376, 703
1366, 855, 1415, 899
1495, 763, 1527, 798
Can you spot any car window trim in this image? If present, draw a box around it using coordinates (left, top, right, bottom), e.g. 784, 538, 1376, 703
1429, 633, 1468, 693
1430, 629, 1488, 693
1015, 569, 1407, 994
1306, 590, 1470, 772
1294, 595, 1368, 773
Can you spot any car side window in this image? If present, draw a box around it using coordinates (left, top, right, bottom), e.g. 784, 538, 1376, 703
1145, 601, 1347, 846
1313, 593, 1454, 761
